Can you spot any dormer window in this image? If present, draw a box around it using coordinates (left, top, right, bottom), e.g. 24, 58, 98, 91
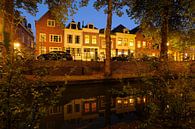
123, 29, 129, 34
47, 19, 55, 27
71, 23, 77, 29
88, 24, 94, 29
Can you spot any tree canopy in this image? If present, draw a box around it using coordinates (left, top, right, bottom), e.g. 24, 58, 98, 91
126, 0, 194, 60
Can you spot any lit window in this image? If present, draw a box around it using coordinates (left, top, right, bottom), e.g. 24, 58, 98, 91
92, 36, 97, 44
85, 35, 89, 44
137, 97, 141, 104
129, 41, 134, 46
47, 19, 55, 27
84, 103, 90, 113
49, 47, 62, 52
143, 41, 146, 48
39, 46, 46, 54
167, 42, 169, 46
129, 98, 134, 105
117, 38, 122, 46
124, 100, 128, 105
117, 99, 122, 104
75, 35, 80, 44
67, 35, 73, 43
49, 34, 62, 43
143, 97, 146, 103
91, 102, 96, 112
101, 39, 106, 48
137, 41, 141, 48
76, 48, 81, 56
124, 38, 128, 46
39, 33, 46, 42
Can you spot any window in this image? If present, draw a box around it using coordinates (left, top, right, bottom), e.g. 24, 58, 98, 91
101, 39, 106, 48
49, 34, 62, 43
117, 38, 122, 46
67, 35, 73, 43
88, 24, 94, 29
39, 33, 46, 42
143, 41, 146, 48
49, 47, 62, 52
85, 35, 89, 44
129, 98, 134, 105
84, 103, 90, 113
75, 35, 80, 44
129, 40, 134, 47
39, 46, 46, 54
124, 38, 128, 46
91, 102, 96, 112
92, 36, 97, 44
71, 23, 77, 29
137, 41, 141, 48
75, 104, 80, 112
76, 48, 81, 56
67, 105, 72, 114
47, 19, 55, 27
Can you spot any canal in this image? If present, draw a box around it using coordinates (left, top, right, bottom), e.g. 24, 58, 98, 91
40, 79, 147, 129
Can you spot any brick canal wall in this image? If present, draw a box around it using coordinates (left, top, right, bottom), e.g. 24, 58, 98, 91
30, 60, 195, 76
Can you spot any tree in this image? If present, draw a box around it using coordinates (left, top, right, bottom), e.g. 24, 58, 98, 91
80, 0, 126, 77
126, 0, 193, 60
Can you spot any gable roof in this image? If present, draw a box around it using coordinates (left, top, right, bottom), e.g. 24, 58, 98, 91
130, 26, 140, 34
112, 24, 129, 33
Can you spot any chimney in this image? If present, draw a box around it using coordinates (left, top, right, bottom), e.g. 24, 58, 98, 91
82, 21, 84, 28
28, 23, 31, 29
78, 22, 81, 29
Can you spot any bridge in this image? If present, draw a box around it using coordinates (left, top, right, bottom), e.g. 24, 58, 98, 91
26, 60, 195, 83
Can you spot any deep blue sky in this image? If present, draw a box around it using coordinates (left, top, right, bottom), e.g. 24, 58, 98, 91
20, 2, 138, 36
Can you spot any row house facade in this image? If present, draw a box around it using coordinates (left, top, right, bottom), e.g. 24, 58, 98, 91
0, 12, 34, 63
130, 26, 160, 58
35, 11, 138, 61
35, 11, 195, 61
35, 11, 64, 55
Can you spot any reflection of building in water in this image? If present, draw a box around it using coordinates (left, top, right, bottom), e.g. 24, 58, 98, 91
64, 97, 98, 121
43, 95, 147, 129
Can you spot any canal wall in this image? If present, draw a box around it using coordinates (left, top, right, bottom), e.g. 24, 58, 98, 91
30, 60, 195, 76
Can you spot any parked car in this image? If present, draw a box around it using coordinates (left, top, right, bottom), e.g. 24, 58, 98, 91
37, 51, 73, 60
111, 54, 132, 61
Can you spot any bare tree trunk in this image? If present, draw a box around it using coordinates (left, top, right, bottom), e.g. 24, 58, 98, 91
160, 8, 168, 61
104, 0, 112, 77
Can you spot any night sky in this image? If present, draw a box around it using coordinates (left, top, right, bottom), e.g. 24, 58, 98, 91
20, 2, 137, 36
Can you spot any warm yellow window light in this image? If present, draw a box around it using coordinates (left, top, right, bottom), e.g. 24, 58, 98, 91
14, 42, 20, 49
117, 99, 122, 104
129, 98, 134, 104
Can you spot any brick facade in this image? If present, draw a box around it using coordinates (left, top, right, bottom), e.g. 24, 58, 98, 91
35, 11, 64, 56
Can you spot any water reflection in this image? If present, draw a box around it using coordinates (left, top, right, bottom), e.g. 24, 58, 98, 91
40, 82, 146, 129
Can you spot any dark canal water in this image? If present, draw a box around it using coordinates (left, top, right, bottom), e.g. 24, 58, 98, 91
40, 80, 146, 129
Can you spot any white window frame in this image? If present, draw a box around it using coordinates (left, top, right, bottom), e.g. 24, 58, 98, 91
75, 35, 80, 44
117, 38, 122, 46
49, 47, 62, 52
49, 34, 62, 43
39, 46, 46, 54
39, 33, 46, 42
85, 35, 90, 44
67, 34, 73, 43
47, 19, 55, 27
92, 36, 97, 44
137, 41, 141, 48
129, 40, 134, 47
